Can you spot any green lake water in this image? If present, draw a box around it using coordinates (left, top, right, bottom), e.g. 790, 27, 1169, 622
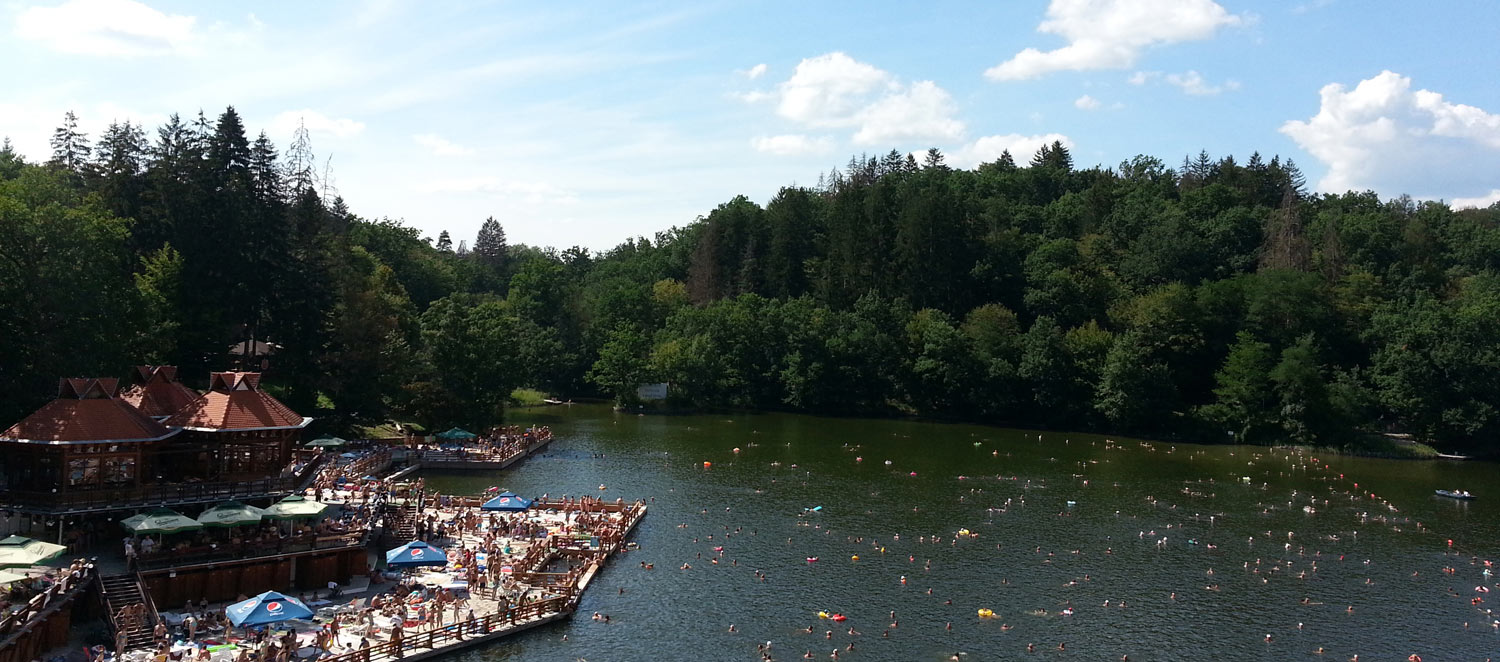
425, 405, 1500, 661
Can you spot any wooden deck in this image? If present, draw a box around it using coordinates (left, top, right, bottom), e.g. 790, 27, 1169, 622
315, 501, 646, 662
393, 433, 555, 475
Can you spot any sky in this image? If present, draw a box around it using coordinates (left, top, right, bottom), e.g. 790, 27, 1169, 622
3, 0, 1499, 251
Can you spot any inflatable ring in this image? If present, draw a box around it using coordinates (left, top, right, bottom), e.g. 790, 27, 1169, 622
818, 611, 830, 619
831, 614, 847, 622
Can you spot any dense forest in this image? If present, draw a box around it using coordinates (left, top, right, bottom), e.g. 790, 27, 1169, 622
3, 108, 1499, 454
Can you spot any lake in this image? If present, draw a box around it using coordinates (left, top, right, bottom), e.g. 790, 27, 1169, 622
425, 405, 1500, 661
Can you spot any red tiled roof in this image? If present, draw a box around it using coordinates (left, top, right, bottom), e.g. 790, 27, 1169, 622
1, 378, 177, 445
120, 365, 201, 419
163, 372, 308, 431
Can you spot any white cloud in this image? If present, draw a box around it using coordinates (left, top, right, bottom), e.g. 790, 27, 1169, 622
1128, 71, 1159, 85
754, 52, 964, 146
950, 133, 1074, 169
1450, 189, 1500, 209
850, 81, 964, 145
1164, 70, 1238, 95
270, 110, 366, 140
750, 134, 834, 157
1074, 94, 1102, 110
14, 0, 198, 56
413, 133, 475, 157
775, 52, 894, 127
745, 63, 767, 79
986, 0, 1243, 80
1281, 71, 1500, 199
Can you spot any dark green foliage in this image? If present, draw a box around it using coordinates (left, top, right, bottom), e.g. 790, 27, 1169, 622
3, 110, 1499, 452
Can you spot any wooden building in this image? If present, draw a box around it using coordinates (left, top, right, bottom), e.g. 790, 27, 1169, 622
0, 370, 312, 516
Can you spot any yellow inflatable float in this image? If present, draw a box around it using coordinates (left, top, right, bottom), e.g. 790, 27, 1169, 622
817, 611, 830, 619
977, 608, 996, 618
851, 555, 860, 561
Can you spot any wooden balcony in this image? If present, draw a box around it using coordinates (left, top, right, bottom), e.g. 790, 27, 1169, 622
0, 476, 300, 515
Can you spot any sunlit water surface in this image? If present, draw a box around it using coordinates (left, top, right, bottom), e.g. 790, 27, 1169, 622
423, 405, 1500, 661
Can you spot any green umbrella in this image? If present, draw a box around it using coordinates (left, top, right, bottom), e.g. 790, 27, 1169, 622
263, 496, 328, 520
197, 502, 266, 528
121, 508, 204, 535
0, 536, 66, 568
305, 436, 347, 448
435, 427, 476, 441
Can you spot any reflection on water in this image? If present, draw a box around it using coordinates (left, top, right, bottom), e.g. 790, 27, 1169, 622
424, 405, 1500, 661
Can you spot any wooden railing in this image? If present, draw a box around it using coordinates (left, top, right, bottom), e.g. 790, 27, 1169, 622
137, 530, 367, 569
0, 563, 94, 638
316, 596, 571, 662
416, 434, 551, 466
0, 477, 299, 514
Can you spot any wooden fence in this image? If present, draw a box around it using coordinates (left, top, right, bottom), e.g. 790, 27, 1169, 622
316, 596, 571, 662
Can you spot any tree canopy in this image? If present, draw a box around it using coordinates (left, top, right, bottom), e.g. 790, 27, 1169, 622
3, 110, 1500, 453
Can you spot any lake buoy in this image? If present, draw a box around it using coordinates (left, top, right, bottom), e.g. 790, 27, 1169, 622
703, 461, 712, 468
851, 555, 860, 561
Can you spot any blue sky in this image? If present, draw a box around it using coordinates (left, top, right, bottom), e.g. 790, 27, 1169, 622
3, 0, 1499, 250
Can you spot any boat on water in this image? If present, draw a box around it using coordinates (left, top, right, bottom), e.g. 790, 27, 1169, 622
1435, 489, 1475, 500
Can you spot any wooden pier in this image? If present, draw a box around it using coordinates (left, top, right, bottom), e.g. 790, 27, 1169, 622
387, 432, 556, 479
317, 500, 646, 662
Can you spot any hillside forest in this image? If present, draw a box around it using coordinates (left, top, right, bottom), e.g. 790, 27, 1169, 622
3, 108, 1498, 454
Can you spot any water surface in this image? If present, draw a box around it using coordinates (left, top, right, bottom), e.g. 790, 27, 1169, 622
427, 405, 1500, 661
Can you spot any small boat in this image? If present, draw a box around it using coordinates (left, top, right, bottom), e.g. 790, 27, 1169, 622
1436, 489, 1476, 500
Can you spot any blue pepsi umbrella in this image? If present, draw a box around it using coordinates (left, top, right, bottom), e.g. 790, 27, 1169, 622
385, 540, 448, 568
225, 591, 313, 627
480, 491, 533, 512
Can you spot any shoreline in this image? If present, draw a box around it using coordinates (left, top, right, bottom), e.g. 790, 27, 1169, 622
599, 402, 1481, 462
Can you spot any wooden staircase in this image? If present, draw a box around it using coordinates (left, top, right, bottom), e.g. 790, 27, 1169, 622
100, 573, 156, 652
382, 502, 420, 545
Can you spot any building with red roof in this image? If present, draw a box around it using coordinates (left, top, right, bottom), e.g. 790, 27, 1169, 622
161, 372, 311, 481
0, 370, 312, 515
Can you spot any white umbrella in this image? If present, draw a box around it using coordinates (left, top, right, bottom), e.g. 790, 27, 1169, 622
121, 508, 204, 535
0, 536, 66, 568
197, 502, 266, 528
263, 496, 328, 520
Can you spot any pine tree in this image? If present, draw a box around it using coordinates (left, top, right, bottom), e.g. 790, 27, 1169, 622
996, 149, 1016, 170
922, 148, 946, 170
435, 231, 453, 252
285, 118, 316, 195
473, 216, 508, 270
248, 131, 284, 205
91, 121, 151, 249
49, 110, 92, 173
1261, 187, 1311, 271
0, 137, 22, 179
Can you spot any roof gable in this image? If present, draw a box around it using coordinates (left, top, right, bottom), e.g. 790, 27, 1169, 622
164, 372, 308, 431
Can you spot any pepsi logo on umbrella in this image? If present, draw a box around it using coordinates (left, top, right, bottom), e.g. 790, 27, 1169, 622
266, 601, 283, 613
411, 548, 423, 557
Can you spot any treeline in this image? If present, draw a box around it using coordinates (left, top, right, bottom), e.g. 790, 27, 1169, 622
2, 109, 1498, 453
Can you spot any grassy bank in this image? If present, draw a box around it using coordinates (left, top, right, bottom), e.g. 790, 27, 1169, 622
510, 388, 550, 407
